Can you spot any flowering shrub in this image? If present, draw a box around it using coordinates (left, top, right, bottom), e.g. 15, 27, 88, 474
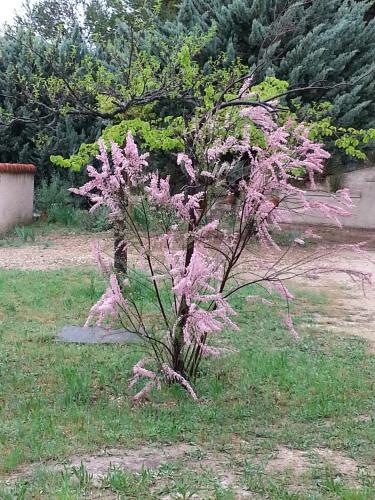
71, 87, 370, 402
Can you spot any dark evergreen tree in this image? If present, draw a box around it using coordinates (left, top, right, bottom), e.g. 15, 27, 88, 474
165, 0, 375, 129
0, 27, 101, 183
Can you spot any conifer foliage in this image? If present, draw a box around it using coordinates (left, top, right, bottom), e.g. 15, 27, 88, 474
0, 27, 101, 182
166, 0, 375, 128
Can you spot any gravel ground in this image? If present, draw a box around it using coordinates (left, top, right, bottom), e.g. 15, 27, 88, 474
0, 232, 113, 270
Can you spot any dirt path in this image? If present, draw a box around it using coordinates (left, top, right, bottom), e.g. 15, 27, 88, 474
291, 248, 375, 351
0, 232, 113, 270
1, 442, 364, 496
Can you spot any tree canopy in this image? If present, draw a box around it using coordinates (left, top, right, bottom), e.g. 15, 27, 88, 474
0, 0, 374, 182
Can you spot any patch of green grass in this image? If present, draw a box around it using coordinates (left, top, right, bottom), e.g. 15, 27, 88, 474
0, 465, 93, 499
102, 466, 154, 495
0, 214, 112, 249
0, 225, 36, 248
241, 464, 375, 499
0, 462, 237, 499
0, 223, 70, 249
0, 268, 374, 497
14, 225, 36, 243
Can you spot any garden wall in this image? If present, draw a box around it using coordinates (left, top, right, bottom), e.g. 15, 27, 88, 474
0, 163, 36, 234
286, 166, 375, 229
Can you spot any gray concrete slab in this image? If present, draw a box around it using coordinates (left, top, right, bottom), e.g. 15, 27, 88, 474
57, 325, 141, 344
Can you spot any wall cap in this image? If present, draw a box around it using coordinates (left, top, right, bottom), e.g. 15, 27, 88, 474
0, 163, 36, 174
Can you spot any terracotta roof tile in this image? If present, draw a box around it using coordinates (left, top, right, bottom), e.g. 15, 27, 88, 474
0, 163, 36, 174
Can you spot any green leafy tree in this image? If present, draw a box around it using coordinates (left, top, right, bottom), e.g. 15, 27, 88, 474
16, 0, 180, 41
16, 0, 84, 39
1, 3, 201, 182
51, 75, 375, 178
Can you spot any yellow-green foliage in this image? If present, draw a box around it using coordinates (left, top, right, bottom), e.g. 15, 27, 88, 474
306, 103, 375, 160
50, 58, 375, 172
51, 118, 184, 171
250, 76, 289, 100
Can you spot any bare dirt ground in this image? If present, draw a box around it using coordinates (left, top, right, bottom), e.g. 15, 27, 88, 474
2, 442, 362, 496
265, 445, 360, 486
301, 249, 375, 352
0, 232, 113, 270
287, 226, 375, 350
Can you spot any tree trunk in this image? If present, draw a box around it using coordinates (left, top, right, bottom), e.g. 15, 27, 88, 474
114, 220, 127, 276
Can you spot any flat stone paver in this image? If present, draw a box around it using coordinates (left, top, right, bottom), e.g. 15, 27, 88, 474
57, 325, 141, 344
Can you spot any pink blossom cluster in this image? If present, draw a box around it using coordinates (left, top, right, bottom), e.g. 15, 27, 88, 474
177, 153, 196, 183
128, 358, 198, 402
92, 240, 111, 274
168, 245, 239, 354
85, 274, 127, 328
70, 132, 148, 218
203, 105, 353, 247
145, 171, 203, 220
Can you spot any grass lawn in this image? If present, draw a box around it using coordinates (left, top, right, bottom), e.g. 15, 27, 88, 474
0, 267, 374, 498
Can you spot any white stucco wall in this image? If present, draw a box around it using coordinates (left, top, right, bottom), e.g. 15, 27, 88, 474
0, 167, 35, 234
286, 166, 375, 229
